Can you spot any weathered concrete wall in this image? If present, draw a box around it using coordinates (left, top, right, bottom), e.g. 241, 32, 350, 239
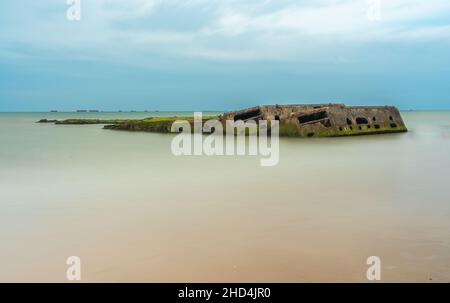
221, 104, 407, 137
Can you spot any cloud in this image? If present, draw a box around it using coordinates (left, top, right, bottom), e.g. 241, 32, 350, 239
1, 0, 450, 110
1, 0, 449, 63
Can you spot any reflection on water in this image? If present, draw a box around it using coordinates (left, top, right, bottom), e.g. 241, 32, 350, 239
0, 111, 449, 282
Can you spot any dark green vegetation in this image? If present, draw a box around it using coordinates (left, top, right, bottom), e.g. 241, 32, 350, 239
37, 119, 58, 123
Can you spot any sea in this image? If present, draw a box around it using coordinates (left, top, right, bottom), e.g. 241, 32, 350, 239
0, 111, 449, 282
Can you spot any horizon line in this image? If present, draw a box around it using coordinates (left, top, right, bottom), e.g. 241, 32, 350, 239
2, 108, 450, 113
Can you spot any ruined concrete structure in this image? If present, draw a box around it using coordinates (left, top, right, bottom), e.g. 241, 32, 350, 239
221, 104, 407, 137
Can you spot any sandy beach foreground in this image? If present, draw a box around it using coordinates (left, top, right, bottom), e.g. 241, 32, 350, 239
0, 111, 449, 282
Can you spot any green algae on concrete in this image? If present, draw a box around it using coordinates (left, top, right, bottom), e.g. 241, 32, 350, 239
38, 104, 408, 138
103, 116, 218, 133
39, 116, 219, 133
221, 104, 407, 138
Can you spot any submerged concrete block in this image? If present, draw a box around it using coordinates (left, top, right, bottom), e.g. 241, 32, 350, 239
221, 104, 407, 137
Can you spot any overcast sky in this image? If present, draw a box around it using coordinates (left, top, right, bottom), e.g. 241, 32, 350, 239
1, 0, 450, 111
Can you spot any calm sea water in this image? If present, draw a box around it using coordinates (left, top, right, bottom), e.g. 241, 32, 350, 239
0, 111, 449, 282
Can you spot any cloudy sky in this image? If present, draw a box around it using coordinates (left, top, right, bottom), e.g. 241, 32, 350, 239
1, 0, 449, 111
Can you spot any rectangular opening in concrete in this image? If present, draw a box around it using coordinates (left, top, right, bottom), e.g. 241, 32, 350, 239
233, 109, 262, 121
298, 111, 328, 124
356, 117, 369, 125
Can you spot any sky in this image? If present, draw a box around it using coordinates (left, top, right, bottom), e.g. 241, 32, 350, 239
0, 0, 450, 111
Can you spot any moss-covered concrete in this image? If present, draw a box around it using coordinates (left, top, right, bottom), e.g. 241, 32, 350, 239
38, 104, 408, 138
42, 116, 218, 133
